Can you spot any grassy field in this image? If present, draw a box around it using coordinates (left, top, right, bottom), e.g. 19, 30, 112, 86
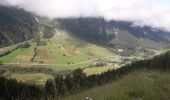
0, 30, 118, 86
34, 30, 115, 64
84, 66, 117, 76
0, 29, 116, 66
63, 70, 170, 100
0, 43, 36, 63
3, 72, 53, 86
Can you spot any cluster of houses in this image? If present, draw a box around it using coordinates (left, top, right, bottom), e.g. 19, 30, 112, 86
90, 54, 139, 68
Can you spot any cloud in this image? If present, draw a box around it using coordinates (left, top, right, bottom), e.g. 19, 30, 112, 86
0, 0, 170, 31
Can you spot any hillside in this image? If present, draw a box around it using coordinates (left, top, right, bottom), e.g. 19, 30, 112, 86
0, 6, 169, 58
63, 70, 170, 100
0, 27, 116, 65
58, 18, 170, 49
0, 6, 170, 54
0, 6, 37, 47
62, 51, 170, 100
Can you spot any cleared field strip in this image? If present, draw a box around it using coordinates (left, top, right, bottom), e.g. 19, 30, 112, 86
84, 66, 117, 76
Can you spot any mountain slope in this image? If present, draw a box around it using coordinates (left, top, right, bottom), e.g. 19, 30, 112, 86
0, 6, 37, 47
58, 18, 170, 49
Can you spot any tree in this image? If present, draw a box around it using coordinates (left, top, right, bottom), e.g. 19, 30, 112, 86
45, 79, 56, 98
0, 61, 3, 65
72, 69, 87, 90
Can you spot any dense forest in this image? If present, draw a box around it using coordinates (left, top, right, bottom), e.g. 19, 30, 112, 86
0, 51, 170, 99
0, 6, 37, 47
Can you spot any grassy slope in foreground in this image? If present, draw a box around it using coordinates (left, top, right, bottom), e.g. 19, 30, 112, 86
63, 70, 170, 100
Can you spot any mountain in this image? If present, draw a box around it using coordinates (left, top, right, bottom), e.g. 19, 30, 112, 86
1, 6, 170, 50
0, 6, 37, 47
58, 18, 170, 49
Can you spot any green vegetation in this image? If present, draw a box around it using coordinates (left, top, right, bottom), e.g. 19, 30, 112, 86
43, 26, 55, 38
84, 66, 116, 76
1, 6, 170, 100
0, 43, 36, 63
0, 77, 42, 100
3, 73, 53, 86
34, 30, 115, 64
0, 65, 72, 77
0, 28, 115, 65
58, 18, 115, 44
45, 51, 170, 99
58, 18, 170, 51
0, 6, 37, 47
46, 64, 88, 71
64, 70, 170, 100
0, 51, 170, 100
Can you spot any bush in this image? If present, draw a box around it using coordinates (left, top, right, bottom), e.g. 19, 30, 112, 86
43, 26, 55, 38
0, 61, 3, 65
37, 41, 47, 46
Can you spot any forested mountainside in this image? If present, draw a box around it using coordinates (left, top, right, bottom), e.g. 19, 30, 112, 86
58, 18, 115, 44
0, 6, 37, 47
1, 4, 170, 49
58, 18, 170, 49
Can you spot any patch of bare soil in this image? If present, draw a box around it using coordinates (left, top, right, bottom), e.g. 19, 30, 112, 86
15, 55, 32, 63
60, 44, 79, 56
85, 52, 94, 57
34, 49, 55, 64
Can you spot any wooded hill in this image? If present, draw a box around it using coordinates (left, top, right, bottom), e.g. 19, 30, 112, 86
58, 18, 170, 49
0, 6, 37, 47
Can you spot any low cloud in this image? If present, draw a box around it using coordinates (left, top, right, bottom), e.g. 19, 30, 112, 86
0, 0, 170, 31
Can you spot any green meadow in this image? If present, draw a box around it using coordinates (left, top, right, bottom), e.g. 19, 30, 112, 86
0, 43, 36, 63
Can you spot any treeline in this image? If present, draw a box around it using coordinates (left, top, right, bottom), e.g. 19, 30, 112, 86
0, 51, 170, 99
45, 51, 170, 98
0, 66, 72, 76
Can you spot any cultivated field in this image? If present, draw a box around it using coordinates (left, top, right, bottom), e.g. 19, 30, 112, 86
0, 30, 116, 66
32, 30, 116, 65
